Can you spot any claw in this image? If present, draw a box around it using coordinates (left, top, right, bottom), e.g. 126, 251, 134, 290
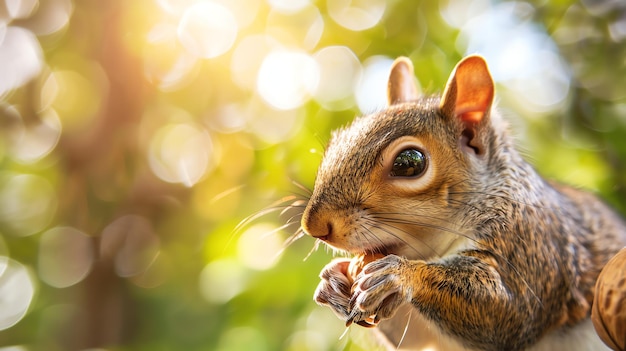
346, 313, 379, 328
355, 315, 379, 328
356, 319, 378, 328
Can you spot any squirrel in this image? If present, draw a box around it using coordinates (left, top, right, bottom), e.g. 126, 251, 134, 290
300, 55, 626, 351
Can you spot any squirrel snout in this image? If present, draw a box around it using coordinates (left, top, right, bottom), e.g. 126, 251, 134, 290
301, 210, 332, 240
301, 200, 357, 250
301, 205, 337, 241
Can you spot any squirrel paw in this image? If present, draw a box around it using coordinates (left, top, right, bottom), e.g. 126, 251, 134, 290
348, 255, 416, 326
313, 258, 353, 321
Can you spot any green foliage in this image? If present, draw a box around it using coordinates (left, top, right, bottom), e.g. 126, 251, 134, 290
0, 0, 624, 350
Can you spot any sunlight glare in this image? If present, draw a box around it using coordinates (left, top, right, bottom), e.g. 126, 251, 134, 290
285, 330, 328, 351
158, 0, 259, 28
148, 123, 213, 187
439, 0, 490, 29
0, 346, 29, 351
192, 175, 241, 221
245, 98, 305, 144
313, 46, 362, 111
237, 223, 284, 270
155, 0, 194, 15
199, 258, 247, 303
51, 67, 105, 132
355, 56, 395, 113
5, 0, 38, 19
145, 22, 199, 91
28, 0, 73, 36
177, 1, 238, 59
0, 173, 57, 237
215, 0, 260, 29
257, 50, 319, 110
0, 238, 8, 260
38, 227, 93, 288
266, 4, 324, 50
327, 0, 386, 31
0, 257, 35, 331
0, 26, 43, 97
268, 0, 310, 13
210, 103, 248, 133
231, 34, 281, 91
454, 1, 570, 114
294, 309, 347, 351
215, 327, 268, 351
609, 16, 626, 41
101, 215, 161, 279
9, 108, 62, 164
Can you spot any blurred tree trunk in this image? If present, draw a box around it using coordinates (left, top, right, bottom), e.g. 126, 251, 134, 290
56, 1, 146, 349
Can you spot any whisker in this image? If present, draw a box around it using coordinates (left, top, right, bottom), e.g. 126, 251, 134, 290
280, 210, 307, 228
302, 240, 321, 261
234, 195, 299, 233
228, 193, 310, 255
209, 184, 246, 205
280, 200, 308, 217
501, 255, 543, 309
361, 218, 438, 259
339, 325, 351, 340
370, 214, 476, 246
447, 198, 483, 213
396, 307, 412, 350
271, 228, 307, 262
448, 190, 558, 211
290, 179, 313, 196
365, 212, 542, 309
283, 227, 306, 248
357, 223, 390, 254
259, 220, 300, 240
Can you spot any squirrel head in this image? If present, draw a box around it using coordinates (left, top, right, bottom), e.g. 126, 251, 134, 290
301, 56, 500, 259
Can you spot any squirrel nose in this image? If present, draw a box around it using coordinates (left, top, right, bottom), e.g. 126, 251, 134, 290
301, 207, 334, 240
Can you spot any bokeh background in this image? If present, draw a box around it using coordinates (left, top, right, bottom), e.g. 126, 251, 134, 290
1, 0, 625, 350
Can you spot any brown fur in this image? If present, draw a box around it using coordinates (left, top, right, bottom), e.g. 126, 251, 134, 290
301, 56, 626, 350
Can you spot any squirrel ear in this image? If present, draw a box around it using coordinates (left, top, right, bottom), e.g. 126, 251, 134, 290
387, 57, 419, 106
440, 55, 494, 155
440, 55, 494, 124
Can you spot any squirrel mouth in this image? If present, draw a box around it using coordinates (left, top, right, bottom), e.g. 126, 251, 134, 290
360, 244, 399, 257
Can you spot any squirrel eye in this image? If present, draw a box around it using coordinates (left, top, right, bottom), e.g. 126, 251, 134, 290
390, 149, 427, 177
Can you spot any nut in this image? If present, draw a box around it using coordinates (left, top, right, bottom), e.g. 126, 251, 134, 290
346, 252, 385, 328
347, 253, 385, 286
592, 246, 626, 351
